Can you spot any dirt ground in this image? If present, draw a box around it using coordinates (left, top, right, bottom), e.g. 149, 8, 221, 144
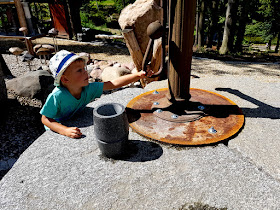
0, 37, 133, 63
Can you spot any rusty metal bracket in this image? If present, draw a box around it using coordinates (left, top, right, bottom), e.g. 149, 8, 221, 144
151, 95, 205, 123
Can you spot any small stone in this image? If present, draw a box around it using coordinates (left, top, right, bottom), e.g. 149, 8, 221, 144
113, 63, 121, 67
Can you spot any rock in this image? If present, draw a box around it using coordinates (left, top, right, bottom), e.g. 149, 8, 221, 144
41, 65, 50, 72
131, 67, 138, 74
86, 64, 94, 74
90, 69, 103, 81
78, 52, 91, 64
113, 63, 121, 68
118, 0, 162, 56
101, 67, 131, 82
128, 62, 136, 70
5, 70, 54, 101
22, 52, 34, 62
118, 0, 162, 85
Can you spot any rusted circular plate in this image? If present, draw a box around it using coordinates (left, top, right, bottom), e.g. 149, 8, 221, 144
126, 88, 244, 145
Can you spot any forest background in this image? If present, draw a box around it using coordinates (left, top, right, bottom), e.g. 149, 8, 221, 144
0, 0, 279, 56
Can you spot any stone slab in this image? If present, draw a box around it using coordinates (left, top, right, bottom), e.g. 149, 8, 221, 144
145, 73, 280, 181
1, 86, 280, 209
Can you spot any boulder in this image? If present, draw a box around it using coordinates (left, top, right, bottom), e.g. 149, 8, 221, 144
6, 70, 54, 101
101, 67, 131, 82
90, 69, 103, 81
118, 0, 162, 55
118, 0, 162, 85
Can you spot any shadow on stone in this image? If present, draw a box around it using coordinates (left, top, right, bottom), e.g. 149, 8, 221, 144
216, 87, 280, 119
99, 140, 163, 162
63, 107, 94, 128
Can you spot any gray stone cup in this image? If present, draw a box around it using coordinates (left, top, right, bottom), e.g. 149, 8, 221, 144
93, 103, 129, 157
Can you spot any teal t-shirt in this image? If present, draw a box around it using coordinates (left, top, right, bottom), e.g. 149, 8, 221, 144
40, 82, 104, 125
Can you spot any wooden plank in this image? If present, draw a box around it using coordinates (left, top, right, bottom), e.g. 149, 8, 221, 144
95, 34, 124, 40
14, 0, 28, 34
122, 28, 145, 87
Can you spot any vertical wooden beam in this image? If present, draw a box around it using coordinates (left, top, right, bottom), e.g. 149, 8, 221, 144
167, 0, 196, 102
14, 0, 28, 34
122, 28, 145, 86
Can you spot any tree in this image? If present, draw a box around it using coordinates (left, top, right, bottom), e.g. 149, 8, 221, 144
219, 0, 239, 54
207, 0, 219, 48
65, 0, 83, 40
256, 0, 280, 52
234, 0, 249, 52
197, 0, 206, 48
194, 0, 199, 46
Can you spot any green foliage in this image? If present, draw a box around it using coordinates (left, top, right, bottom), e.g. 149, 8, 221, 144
244, 36, 263, 44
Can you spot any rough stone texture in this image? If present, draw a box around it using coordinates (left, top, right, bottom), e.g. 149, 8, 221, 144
119, 0, 162, 55
1, 57, 280, 209
101, 66, 131, 82
1, 72, 280, 209
118, 0, 162, 85
5, 70, 54, 101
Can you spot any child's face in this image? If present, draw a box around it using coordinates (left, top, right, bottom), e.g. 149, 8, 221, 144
62, 60, 89, 88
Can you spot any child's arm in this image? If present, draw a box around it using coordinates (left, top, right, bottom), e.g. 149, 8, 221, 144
41, 115, 82, 138
103, 70, 146, 90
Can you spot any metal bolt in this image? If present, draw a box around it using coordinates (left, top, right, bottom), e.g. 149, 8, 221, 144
153, 90, 159, 94
198, 105, 205, 111
171, 114, 178, 119
208, 126, 217, 134
156, 109, 163, 113
153, 102, 159, 105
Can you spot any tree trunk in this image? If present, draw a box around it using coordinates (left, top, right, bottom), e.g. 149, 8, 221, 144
207, 0, 218, 48
194, 0, 199, 46
275, 31, 280, 53
219, 0, 239, 54
197, 0, 205, 48
235, 0, 248, 52
65, 0, 82, 41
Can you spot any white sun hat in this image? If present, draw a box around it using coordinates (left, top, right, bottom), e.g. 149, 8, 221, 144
49, 50, 89, 86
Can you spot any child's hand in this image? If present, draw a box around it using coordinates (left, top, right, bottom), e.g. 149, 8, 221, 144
64, 127, 82, 138
144, 65, 155, 78
137, 70, 147, 79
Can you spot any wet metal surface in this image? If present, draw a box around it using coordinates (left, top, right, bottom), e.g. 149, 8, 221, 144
126, 88, 244, 145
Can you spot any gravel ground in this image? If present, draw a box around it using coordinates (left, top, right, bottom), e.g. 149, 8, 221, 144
0, 38, 279, 180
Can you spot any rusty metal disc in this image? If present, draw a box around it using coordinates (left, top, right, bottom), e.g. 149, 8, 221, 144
126, 88, 244, 145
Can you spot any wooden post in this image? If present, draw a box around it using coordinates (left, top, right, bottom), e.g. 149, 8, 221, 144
122, 29, 145, 86
167, 0, 196, 102
14, 0, 28, 34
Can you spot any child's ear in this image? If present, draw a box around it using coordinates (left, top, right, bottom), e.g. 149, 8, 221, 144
60, 75, 69, 83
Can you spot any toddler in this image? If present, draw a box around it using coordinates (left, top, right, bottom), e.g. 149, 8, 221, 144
40, 50, 147, 138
